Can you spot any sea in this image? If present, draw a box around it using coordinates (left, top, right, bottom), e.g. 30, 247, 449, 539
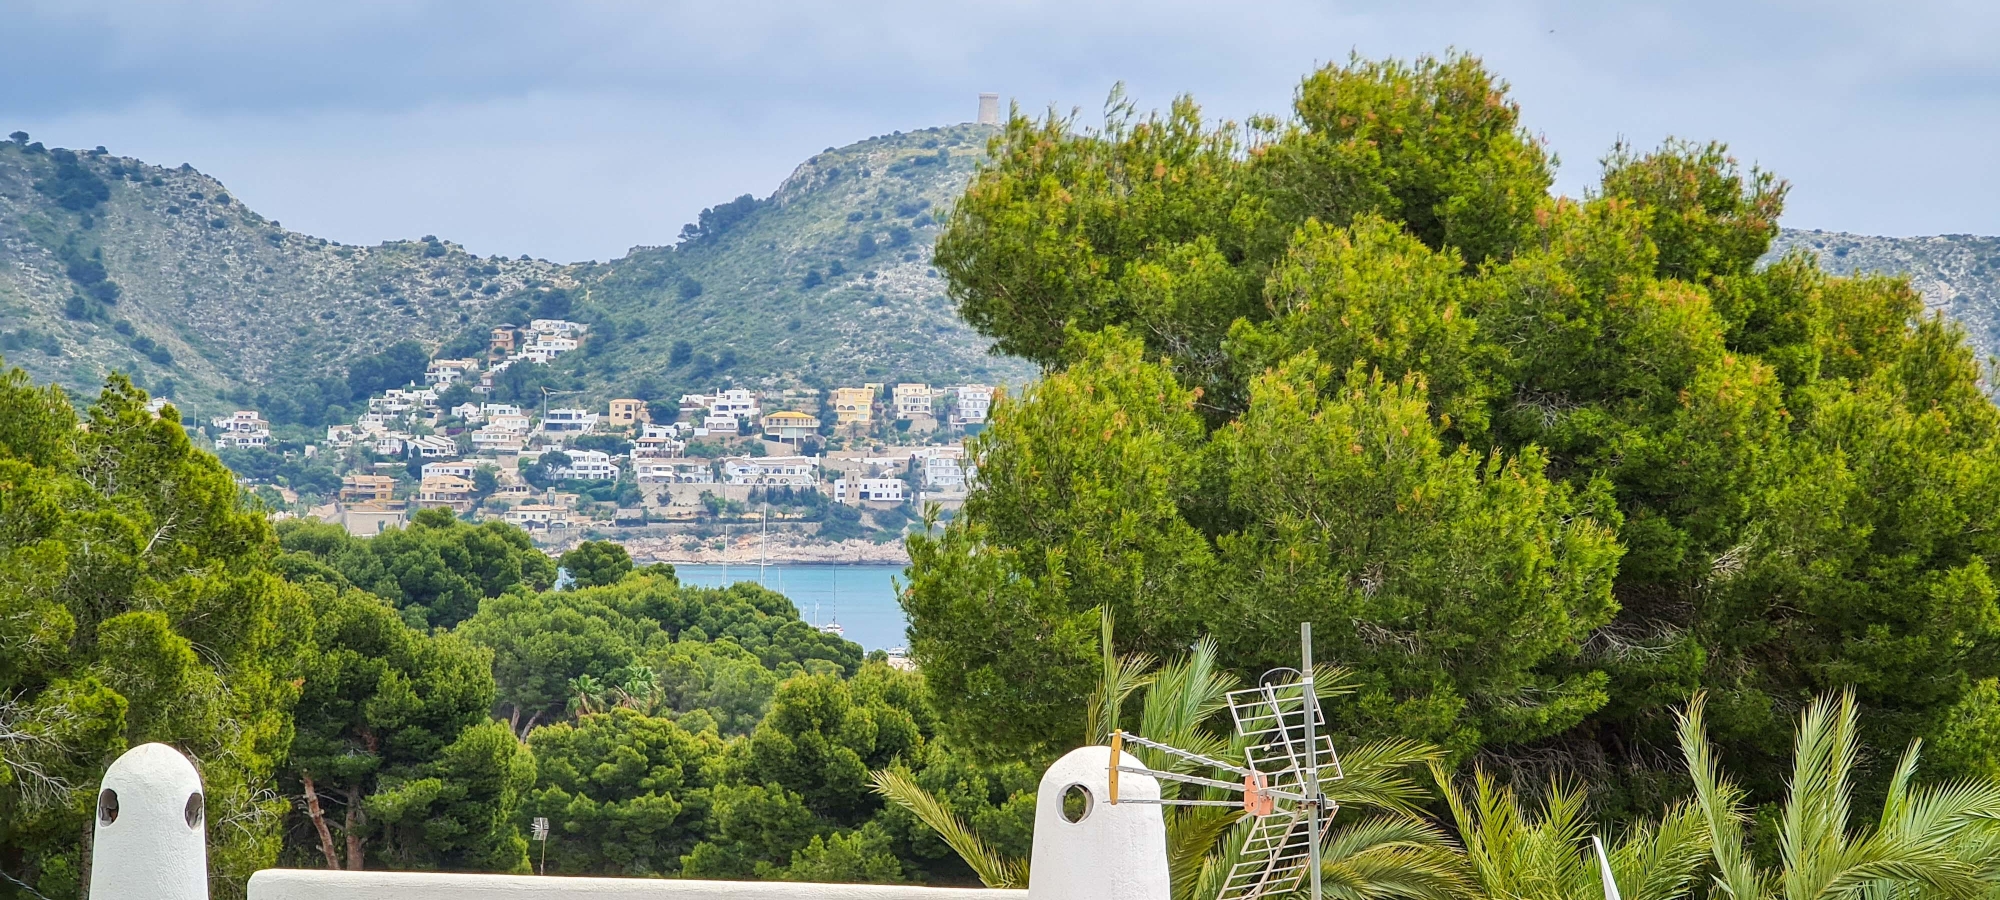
670, 563, 911, 652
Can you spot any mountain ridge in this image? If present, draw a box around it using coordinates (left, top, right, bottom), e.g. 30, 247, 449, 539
0, 124, 1029, 422
5, 128, 2000, 423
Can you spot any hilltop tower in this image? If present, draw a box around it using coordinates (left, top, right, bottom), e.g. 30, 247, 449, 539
977, 92, 1000, 126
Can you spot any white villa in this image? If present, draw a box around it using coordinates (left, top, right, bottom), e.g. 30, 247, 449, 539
470, 428, 526, 453
953, 384, 994, 426
835, 477, 906, 503
552, 449, 620, 481
723, 455, 820, 486
528, 318, 588, 337
424, 358, 479, 385
893, 383, 934, 420
711, 388, 760, 419
407, 434, 457, 458
634, 460, 715, 484
422, 461, 478, 480
634, 423, 685, 458
540, 408, 599, 434
923, 455, 966, 490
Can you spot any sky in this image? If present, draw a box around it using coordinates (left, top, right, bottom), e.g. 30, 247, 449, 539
5, 1, 1999, 263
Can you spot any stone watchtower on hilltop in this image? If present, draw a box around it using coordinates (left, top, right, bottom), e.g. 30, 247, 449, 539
978, 92, 1000, 125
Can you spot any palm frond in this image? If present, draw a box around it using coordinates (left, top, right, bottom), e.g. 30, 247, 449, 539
1329, 738, 1442, 817
1676, 691, 1765, 900
1165, 804, 1243, 900
1781, 690, 1863, 898
1084, 605, 1156, 744
1876, 738, 1923, 832
1609, 800, 1710, 900
1140, 636, 1239, 766
870, 767, 1028, 888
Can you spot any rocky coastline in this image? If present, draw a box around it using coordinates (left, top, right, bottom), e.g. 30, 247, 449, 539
619, 532, 912, 566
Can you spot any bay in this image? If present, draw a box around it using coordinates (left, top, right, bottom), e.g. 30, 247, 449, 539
671, 563, 911, 652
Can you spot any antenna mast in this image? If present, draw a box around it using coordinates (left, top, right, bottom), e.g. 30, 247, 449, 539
1107, 622, 1341, 900
1302, 622, 1322, 900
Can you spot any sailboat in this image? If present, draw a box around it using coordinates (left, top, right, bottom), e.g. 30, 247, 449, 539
818, 574, 845, 638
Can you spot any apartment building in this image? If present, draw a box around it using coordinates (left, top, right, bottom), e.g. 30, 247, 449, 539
893, 383, 934, 420
339, 474, 397, 504
417, 474, 475, 512
952, 384, 995, 426
923, 455, 966, 490
709, 388, 761, 422
607, 398, 649, 428
828, 386, 874, 427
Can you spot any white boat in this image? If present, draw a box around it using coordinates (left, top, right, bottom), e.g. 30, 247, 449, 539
819, 580, 844, 637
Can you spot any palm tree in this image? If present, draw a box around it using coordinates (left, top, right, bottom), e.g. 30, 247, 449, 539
874, 610, 1464, 899
567, 673, 608, 717
610, 664, 663, 715
1678, 690, 2000, 900
1434, 766, 1707, 900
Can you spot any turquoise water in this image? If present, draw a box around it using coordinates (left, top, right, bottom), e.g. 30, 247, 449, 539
672, 564, 911, 651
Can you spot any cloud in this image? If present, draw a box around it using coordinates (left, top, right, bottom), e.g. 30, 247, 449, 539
8, 0, 2000, 260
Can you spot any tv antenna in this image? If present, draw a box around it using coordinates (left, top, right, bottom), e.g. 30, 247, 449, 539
1108, 622, 1341, 900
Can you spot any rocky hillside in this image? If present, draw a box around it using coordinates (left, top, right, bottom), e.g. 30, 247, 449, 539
1771, 229, 2000, 361
565, 123, 1031, 396
0, 124, 1029, 420
0, 140, 568, 407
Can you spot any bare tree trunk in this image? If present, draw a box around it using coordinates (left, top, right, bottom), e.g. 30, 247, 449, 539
301, 773, 342, 870
343, 786, 366, 871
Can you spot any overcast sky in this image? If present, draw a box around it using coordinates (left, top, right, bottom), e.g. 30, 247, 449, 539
5, 1, 1997, 263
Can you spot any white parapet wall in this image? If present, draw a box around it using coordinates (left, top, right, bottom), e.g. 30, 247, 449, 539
248, 871, 1019, 900
91, 742, 1172, 900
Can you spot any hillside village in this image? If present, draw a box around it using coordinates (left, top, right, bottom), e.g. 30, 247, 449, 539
181, 317, 997, 560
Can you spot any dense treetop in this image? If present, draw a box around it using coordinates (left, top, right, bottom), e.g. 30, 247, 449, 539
917, 52, 2000, 807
